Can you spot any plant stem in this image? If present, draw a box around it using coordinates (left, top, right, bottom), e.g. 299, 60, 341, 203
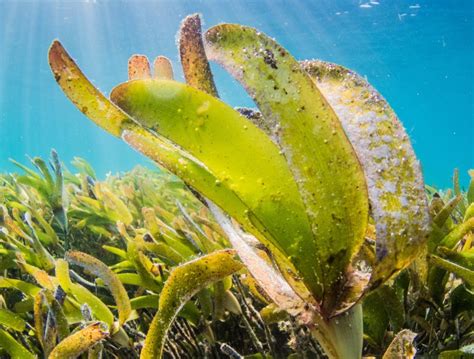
308, 304, 363, 359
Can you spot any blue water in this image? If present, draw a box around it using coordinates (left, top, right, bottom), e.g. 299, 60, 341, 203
0, 0, 472, 188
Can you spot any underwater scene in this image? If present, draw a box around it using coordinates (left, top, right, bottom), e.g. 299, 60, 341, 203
0, 1, 472, 358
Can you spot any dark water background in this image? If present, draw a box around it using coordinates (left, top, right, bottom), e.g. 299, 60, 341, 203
0, 0, 472, 188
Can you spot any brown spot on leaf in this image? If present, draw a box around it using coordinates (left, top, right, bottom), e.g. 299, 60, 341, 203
263, 49, 278, 69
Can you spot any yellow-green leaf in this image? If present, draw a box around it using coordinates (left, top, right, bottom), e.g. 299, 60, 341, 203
55, 259, 114, 328
0, 308, 26, 332
205, 25, 369, 310
429, 255, 474, 286
49, 40, 131, 136
440, 217, 474, 249
48, 322, 109, 359
111, 79, 316, 302
48, 41, 265, 266
0, 329, 36, 359
140, 250, 243, 358
300, 60, 430, 286
0, 277, 41, 296
65, 251, 131, 325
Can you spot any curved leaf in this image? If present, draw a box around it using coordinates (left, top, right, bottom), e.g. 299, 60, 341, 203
48, 322, 109, 359
126, 240, 162, 292
178, 17, 291, 307
440, 217, 474, 249
300, 60, 430, 285
429, 255, 474, 286
111, 79, 315, 302
48, 41, 272, 271
140, 250, 243, 358
65, 251, 131, 325
433, 195, 462, 227
205, 25, 369, 310
438, 246, 474, 270
0, 277, 40, 296
55, 259, 114, 328
440, 344, 474, 359
49, 40, 132, 136
130, 295, 160, 310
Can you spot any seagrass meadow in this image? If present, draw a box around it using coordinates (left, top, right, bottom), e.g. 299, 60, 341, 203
0, 7, 473, 359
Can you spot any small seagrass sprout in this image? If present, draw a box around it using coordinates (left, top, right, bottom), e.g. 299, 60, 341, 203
48, 14, 430, 358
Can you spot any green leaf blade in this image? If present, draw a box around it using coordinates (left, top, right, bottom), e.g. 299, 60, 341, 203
140, 249, 243, 358
0, 329, 36, 359
300, 60, 430, 285
111, 79, 317, 301
48, 40, 131, 136
205, 25, 369, 310
0, 309, 26, 332
56, 259, 115, 328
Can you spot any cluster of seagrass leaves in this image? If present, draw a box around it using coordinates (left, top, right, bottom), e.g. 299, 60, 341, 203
49, 14, 430, 358
1, 153, 251, 358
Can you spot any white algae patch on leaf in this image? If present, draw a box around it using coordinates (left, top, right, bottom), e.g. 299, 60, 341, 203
301, 60, 430, 286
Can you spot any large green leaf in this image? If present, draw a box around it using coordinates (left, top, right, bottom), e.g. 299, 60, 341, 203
300, 60, 430, 286
48, 41, 281, 277
110, 79, 316, 301
140, 250, 243, 358
204, 25, 369, 311
179, 13, 312, 302
48, 41, 221, 207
